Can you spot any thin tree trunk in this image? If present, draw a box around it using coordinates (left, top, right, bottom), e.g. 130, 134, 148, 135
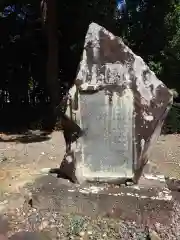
46, 0, 59, 128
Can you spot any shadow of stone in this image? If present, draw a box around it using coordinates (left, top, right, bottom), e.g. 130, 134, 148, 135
49, 167, 75, 183
0, 215, 9, 235
57, 114, 84, 183
23, 174, 174, 225
9, 231, 49, 240
61, 114, 83, 145
0, 131, 51, 144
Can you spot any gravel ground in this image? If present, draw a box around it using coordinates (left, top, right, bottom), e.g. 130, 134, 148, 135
0, 133, 180, 239
0, 204, 179, 240
0, 209, 163, 239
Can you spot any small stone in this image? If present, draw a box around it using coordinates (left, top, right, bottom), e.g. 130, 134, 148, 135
40, 168, 51, 174
79, 231, 85, 237
149, 230, 161, 240
39, 220, 49, 231
155, 222, 161, 231
50, 224, 56, 228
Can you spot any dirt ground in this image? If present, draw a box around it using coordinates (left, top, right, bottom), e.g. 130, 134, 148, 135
0, 131, 180, 239
0, 131, 65, 196
149, 134, 180, 178
0, 131, 180, 193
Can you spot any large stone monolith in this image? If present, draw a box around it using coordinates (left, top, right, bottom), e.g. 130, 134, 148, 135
60, 22, 173, 184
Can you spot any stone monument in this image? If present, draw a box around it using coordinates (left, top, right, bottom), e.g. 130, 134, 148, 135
59, 22, 173, 184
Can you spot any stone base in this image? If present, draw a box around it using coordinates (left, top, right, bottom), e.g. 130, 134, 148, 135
57, 155, 136, 185
25, 174, 174, 226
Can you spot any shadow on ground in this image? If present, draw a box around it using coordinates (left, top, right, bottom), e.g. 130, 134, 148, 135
0, 131, 51, 144
23, 174, 174, 223
9, 232, 49, 240
1, 174, 180, 239
0, 104, 55, 135
0, 210, 50, 239
0, 231, 49, 240
0, 215, 9, 235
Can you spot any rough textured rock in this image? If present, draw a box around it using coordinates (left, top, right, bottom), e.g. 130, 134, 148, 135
60, 22, 173, 184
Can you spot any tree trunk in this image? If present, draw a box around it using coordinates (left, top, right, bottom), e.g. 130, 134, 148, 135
46, 0, 59, 129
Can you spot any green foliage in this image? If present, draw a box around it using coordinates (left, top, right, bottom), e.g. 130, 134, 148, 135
120, 0, 180, 134
0, 0, 180, 132
148, 61, 163, 76
122, 0, 180, 92
68, 215, 85, 236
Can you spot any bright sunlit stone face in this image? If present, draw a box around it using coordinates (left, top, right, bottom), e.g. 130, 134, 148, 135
78, 88, 134, 180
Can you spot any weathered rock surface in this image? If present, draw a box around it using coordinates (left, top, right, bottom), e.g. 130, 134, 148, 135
60, 22, 173, 184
